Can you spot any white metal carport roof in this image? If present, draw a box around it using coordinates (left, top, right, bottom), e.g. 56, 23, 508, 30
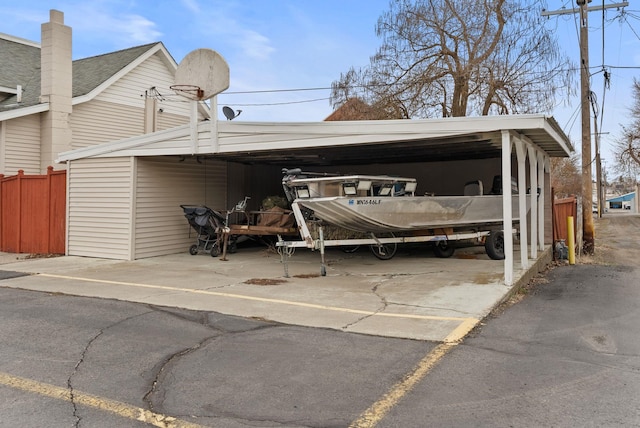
57, 114, 573, 165
57, 114, 574, 286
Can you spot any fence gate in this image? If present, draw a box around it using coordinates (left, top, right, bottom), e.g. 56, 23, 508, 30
0, 167, 66, 254
553, 195, 577, 248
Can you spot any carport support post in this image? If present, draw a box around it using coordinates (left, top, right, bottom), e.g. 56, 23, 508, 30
528, 145, 539, 259
514, 138, 529, 269
190, 100, 198, 154
501, 131, 514, 286
537, 152, 547, 251
210, 95, 219, 152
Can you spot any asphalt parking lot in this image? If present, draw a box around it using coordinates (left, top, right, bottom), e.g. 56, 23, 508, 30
0, 242, 549, 342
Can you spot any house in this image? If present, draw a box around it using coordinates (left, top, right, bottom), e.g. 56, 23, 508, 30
0, 9, 205, 176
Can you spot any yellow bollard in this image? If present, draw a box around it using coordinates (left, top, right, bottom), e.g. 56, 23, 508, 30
567, 216, 575, 265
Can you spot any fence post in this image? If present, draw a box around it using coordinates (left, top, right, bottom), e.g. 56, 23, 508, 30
46, 166, 53, 253
0, 174, 3, 251
17, 170, 24, 253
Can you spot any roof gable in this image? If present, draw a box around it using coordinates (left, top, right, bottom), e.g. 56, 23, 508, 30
0, 40, 175, 115
72, 43, 162, 98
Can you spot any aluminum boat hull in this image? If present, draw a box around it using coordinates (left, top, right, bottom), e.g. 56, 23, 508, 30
297, 195, 526, 233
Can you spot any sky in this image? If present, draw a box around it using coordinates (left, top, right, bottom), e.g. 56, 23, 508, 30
1, 0, 639, 172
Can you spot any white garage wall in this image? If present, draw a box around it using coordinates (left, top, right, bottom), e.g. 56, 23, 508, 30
67, 157, 135, 259
133, 156, 227, 259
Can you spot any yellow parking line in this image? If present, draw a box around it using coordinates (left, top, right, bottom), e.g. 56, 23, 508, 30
31, 273, 480, 428
0, 371, 206, 428
349, 342, 458, 428
37, 273, 479, 324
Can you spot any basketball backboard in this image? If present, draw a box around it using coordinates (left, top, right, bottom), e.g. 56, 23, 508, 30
172, 48, 230, 101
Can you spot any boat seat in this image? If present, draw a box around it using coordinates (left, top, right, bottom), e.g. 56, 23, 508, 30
464, 180, 483, 196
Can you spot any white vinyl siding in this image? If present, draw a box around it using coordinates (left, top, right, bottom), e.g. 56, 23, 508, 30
95, 52, 194, 119
71, 101, 144, 149
3, 115, 41, 174
133, 157, 227, 259
67, 157, 134, 259
69, 52, 194, 151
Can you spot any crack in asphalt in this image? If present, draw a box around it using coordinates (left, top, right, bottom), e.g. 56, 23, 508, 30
142, 305, 279, 417
143, 335, 220, 413
67, 310, 153, 427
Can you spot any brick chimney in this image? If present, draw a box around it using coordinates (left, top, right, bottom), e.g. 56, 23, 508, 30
40, 9, 72, 171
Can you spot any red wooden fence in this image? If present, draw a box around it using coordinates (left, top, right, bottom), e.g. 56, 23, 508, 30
0, 167, 66, 254
553, 195, 577, 246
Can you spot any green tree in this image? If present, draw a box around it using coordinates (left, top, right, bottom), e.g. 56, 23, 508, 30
331, 0, 573, 118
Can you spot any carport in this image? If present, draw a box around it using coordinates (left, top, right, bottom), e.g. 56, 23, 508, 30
56, 114, 573, 285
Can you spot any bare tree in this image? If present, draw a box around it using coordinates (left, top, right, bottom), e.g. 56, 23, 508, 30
613, 79, 640, 175
331, 0, 573, 118
550, 154, 582, 198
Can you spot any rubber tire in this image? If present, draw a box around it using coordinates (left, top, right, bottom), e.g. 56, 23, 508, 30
228, 241, 238, 254
341, 245, 360, 253
369, 242, 397, 260
433, 240, 455, 258
485, 231, 505, 260
189, 245, 198, 256
210, 243, 220, 257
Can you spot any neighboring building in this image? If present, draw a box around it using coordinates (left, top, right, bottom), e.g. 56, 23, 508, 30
324, 97, 401, 121
0, 9, 205, 176
607, 191, 637, 212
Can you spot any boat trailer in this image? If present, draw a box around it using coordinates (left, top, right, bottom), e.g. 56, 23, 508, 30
276, 201, 506, 277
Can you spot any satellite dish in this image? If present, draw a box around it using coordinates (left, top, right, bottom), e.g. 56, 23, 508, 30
222, 106, 242, 120
171, 48, 230, 101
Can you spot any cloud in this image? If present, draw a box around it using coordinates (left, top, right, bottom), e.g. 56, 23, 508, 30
114, 14, 163, 44
48, 2, 162, 50
235, 29, 276, 61
180, 0, 200, 14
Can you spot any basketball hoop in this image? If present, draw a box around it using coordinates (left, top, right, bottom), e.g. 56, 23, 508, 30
170, 84, 205, 101
173, 49, 230, 102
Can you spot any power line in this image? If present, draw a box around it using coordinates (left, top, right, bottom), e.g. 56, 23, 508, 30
224, 98, 330, 107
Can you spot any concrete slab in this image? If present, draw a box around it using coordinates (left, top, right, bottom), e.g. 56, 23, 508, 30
0, 244, 551, 342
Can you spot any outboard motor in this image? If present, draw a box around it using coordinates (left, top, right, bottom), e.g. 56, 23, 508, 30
282, 168, 304, 202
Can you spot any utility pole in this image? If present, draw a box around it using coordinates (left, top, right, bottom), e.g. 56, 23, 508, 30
578, 0, 595, 254
542, 1, 628, 255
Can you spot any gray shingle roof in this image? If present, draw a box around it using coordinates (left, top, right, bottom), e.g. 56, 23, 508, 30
0, 39, 160, 112
72, 43, 158, 97
0, 37, 41, 109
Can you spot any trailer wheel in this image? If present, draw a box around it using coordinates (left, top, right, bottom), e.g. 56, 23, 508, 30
433, 240, 455, 258
369, 242, 397, 260
485, 231, 505, 260
210, 243, 220, 257
189, 245, 198, 255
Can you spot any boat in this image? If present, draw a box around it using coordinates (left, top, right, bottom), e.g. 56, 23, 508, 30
281, 169, 526, 233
